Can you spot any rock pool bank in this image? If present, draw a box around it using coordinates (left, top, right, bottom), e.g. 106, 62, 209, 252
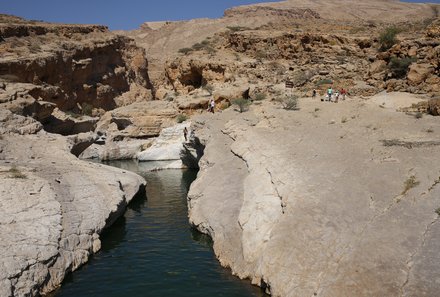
187, 94, 440, 297
0, 111, 146, 296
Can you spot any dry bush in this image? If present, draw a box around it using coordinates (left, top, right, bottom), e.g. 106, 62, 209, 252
275, 95, 299, 110
178, 47, 193, 55
254, 92, 266, 101
379, 26, 399, 51
232, 98, 251, 113
176, 114, 187, 123
401, 175, 420, 195
8, 166, 27, 179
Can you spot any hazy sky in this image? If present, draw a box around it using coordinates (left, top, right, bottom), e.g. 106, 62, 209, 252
0, 0, 438, 31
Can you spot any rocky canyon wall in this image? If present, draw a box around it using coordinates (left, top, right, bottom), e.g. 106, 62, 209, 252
0, 15, 153, 135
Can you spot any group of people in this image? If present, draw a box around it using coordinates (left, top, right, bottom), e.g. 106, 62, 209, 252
312, 87, 347, 103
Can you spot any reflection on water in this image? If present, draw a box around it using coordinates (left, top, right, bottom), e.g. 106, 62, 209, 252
54, 160, 267, 297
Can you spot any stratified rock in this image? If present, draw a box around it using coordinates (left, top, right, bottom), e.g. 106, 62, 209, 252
0, 16, 153, 123
0, 109, 42, 135
96, 101, 178, 139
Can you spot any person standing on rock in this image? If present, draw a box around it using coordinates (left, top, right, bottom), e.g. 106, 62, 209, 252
312, 89, 317, 98
340, 88, 347, 100
210, 99, 215, 114
183, 127, 188, 141
327, 87, 333, 102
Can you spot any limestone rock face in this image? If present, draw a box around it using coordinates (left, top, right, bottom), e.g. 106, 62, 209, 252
0, 109, 42, 135
0, 113, 146, 296
0, 16, 153, 133
96, 101, 178, 139
187, 96, 440, 297
137, 122, 190, 163
79, 139, 150, 161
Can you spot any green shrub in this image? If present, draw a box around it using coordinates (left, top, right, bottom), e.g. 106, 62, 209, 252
316, 79, 333, 86
226, 26, 250, 32
205, 46, 217, 55
231, 98, 251, 113
81, 103, 94, 116
176, 114, 187, 123
255, 50, 267, 60
254, 92, 266, 101
275, 95, 299, 110
178, 47, 193, 55
388, 57, 415, 78
379, 26, 399, 51
192, 43, 204, 50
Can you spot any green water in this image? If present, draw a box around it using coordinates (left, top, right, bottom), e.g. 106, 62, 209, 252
53, 160, 266, 297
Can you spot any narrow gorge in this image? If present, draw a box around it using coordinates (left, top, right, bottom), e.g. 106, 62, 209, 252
1, 0, 440, 296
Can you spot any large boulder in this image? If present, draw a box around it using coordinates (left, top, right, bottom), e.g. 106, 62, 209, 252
137, 122, 190, 163
407, 63, 435, 86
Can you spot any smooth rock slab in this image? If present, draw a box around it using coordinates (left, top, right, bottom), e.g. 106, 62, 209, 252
138, 122, 190, 162
0, 130, 145, 296
188, 96, 440, 297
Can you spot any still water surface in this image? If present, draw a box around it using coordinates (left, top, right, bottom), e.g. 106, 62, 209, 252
54, 160, 266, 297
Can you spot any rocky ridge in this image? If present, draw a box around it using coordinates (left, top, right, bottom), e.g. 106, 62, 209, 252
160, 12, 440, 104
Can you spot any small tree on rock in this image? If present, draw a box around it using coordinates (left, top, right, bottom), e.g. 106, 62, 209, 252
388, 57, 416, 78
379, 26, 399, 51
232, 98, 251, 113
275, 95, 299, 110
